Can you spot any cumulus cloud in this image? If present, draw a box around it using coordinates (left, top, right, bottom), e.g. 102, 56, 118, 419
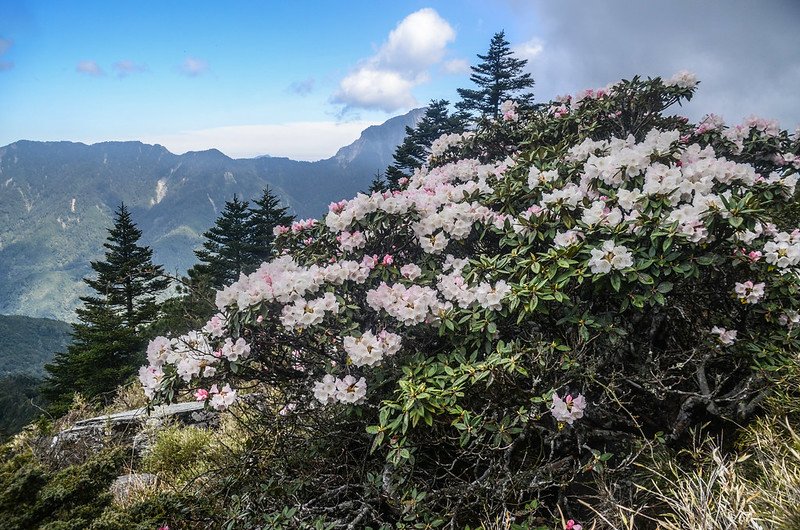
76, 60, 104, 76
333, 8, 456, 112
113, 60, 147, 77
143, 120, 380, 161
513, 38, 543, 62
288, 77, 315, 96
180, 56, 208, 77
509, 0, 800, 127
442, 59, 470, 75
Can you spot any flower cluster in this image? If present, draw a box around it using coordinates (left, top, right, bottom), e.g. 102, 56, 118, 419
588, 241, 634, 274
500, 99, 519, 121
343, 330, 402, 367
735, 281, 765, 304
313, 374, 367, 405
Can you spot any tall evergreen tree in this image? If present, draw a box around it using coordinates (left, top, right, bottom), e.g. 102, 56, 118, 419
83, 204, 169, 329
193, 195, 252, 288
246, 187, 294, 268
385, 100, 468, 187
42, 203, 168, 412
456, 31, 535, 119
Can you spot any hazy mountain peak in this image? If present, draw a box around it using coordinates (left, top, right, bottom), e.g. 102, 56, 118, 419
332, 108, 424, 167
0, 111, 418, 321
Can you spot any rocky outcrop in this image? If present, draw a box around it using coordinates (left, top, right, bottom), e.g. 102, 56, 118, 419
47, 402, 217, 465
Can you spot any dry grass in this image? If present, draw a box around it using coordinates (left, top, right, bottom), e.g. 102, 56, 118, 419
637, 373, 800, 530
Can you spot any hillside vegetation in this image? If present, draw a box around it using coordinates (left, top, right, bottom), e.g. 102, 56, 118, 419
3, 33, 799, 529
0, 109, 421, 321
0, 314, 71, 376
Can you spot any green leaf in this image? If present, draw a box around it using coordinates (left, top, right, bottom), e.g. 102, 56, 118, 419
657, 281, 674, 293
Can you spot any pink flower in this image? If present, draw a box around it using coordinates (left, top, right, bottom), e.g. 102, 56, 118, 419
328, 200, 347, 213
398, 177, 409, 185
158, 526, 170, 530
194, 389, 209, 401
362, 255, 379, 269
551, 393, 587, 425
734, 280, 765, 304
565, 520, 582, 530
382, 254, 394, 266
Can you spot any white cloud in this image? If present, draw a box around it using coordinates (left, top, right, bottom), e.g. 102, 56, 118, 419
334, 8, 456, 112
377, 8, 455, 73
180, 56, 208, 77
442, 58, 470, 74
336, 69, 417, 111
143, 120, 380, 161
513, 38, 544, 62
76, 60, 104, 76
113, 60, 147, 77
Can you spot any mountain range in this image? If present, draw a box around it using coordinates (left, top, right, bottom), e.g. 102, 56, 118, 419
0, 109, 423, 321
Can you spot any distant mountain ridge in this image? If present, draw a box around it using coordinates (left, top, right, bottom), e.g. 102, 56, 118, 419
0, 314, 72, 377
0, 109, 423, 321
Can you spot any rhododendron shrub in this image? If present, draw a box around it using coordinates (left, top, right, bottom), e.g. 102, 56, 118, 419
140, 74, 800, 526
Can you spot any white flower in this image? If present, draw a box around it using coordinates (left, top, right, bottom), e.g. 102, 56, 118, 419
313, 374, 337, 404
734, 281, 765, 304
202, 314, 226, 338
343, 330, 402, 367
763, 234, 800, 268
500, 99, 519, 121
146, 336, 173, 368
221, 337, 251, 362
553, 229, 583, 249
550, 393, 587, 425
666, 70, 698, 89
588, 240, 634, 274
711, 326, 738, 345
138, 365, 164, 399
209, 384, 237, 411
400, 263, 422, 281
335, 375, 367, 404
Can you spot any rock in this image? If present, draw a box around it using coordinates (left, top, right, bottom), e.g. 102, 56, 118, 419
46, 401, 218, 464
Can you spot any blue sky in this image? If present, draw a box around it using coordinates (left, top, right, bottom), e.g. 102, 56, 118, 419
1, 1, 798, 160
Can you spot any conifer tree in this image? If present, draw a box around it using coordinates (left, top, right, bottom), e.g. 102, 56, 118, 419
456, 31, 535, 119
42, 203, 168, 412
83, 204, 169, 329
367, 173, 388, 193
193, 195, 253, 288
385, 100, 468, 187
246, 187, 294, 268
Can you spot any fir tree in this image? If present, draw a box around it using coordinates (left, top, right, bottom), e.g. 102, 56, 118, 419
385, 100, 468, 187
367, 173, 388, 194
193, 195, 253, 288
246, 187, 294, 269
456, 31, 535, 119
83, 203, 169, 329
42, 203, 168, 412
